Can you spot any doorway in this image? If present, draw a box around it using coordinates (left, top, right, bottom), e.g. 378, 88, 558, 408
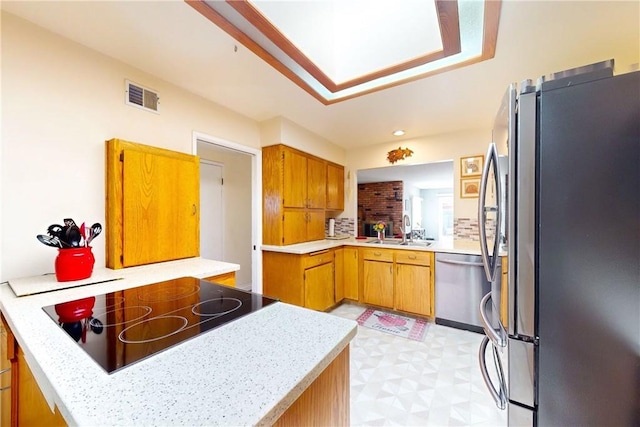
200, 160, 224, 261
193, 132, 262, 293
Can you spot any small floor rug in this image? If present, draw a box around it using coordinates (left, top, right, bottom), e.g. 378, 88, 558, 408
356, 308, 428, 342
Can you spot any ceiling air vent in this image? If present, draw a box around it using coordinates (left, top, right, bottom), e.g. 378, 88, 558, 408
125, 80, 159, 113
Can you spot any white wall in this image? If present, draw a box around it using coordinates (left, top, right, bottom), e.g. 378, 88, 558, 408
344, 128, 491, 221
0, 12, 262, 280
198, 143, 252, 288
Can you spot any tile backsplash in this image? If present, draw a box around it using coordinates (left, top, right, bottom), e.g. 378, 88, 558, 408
454, 217, 496, 241
325, 218, 355, 236
323, 217, 495, 241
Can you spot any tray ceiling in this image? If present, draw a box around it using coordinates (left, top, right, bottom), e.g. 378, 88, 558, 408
187, 0, 500, 104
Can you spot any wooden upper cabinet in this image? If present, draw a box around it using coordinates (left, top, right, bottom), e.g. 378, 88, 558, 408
106, 138, 200, 269
283, 149, 326, 209
283, 150, 307, 208
326, 163, 345, 211
306, 157, 327, 209
262, 144, 344, 246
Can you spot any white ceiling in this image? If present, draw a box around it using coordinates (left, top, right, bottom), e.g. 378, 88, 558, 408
2, 1, 638, 150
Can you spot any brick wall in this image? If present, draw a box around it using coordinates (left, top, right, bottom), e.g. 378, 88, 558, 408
357, 181, 403, 236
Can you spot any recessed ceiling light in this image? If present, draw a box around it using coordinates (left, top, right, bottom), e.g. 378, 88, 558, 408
393, 130, 406, 137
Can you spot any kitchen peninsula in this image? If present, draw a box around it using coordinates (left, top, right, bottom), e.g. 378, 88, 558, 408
0, 258, 357, 426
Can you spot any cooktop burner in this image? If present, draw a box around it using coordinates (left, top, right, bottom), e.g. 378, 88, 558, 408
42, 277, 278, 373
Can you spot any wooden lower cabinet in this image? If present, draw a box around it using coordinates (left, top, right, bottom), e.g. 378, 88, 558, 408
362, 261, 394, 308
305, 262, 335, 311
395, 264, 431, 316
334, 247, 359, 303
342, 247, 359, 301
334, 248, 344, 302
16, 347, 66, 427
359, 248, 434, 317
394, 251, 434, 317
501, 256, 508, 329
263, 250, 335, 311
0, 320, 11, 427
273, 346, 350, 426
202, 271, 236, 287
361, 248, 394, 309
1, 315, 66, 427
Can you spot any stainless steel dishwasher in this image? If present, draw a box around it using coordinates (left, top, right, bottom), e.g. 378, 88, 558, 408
435, 252, 501, 333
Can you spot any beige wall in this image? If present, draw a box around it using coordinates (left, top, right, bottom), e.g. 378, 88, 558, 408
0, 12, 262, 280
260, 116, 346, 165
344, 128, 491, 221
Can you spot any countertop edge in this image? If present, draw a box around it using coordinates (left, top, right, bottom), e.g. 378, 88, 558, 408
261, 238, 508, 257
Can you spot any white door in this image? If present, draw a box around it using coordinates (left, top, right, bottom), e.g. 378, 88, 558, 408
200, 161, 223, 260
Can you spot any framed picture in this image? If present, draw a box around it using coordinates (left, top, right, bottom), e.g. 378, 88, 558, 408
460, 178, 481, 198
460, 155, 484, 177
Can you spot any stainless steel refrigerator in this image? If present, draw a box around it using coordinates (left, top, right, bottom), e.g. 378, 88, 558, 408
477, 59, 640, 426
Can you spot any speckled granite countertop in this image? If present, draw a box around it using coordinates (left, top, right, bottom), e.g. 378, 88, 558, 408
262, 237, 508, 257
0, 257, 357, 426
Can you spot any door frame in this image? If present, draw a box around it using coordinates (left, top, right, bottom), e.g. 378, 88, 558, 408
192, 131, 263, 294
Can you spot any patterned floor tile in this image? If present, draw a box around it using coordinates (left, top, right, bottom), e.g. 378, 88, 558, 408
330, 303, 507, 427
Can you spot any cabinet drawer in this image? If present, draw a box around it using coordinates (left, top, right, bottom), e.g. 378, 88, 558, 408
361, 248, 394, 263
395, 251, 430, 266
304, 250, 334, 269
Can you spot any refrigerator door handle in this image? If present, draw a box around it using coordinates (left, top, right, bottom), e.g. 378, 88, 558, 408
478, 143, 502, 282
480, 292, 506, 347
479, 336, 507, 410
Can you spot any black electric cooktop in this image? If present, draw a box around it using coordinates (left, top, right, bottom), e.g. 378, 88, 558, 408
42, 277, 278, 374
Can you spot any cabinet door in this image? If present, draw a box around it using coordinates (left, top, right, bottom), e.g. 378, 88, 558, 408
17, 347, 66, 426
334, 248, 344, 302
0, 319, 11, 427
306, 157, 326, 209
121, 148, 199, 267
203, 271, 236, 288
326, 164, 344, 211
307, 210, 326, 241
363, 260, 394, 308
305, 262, 335, 311
283, 210, 308, 245
343, 247, 359, 300
395, 264, 431, 316
283, 150, 307, 208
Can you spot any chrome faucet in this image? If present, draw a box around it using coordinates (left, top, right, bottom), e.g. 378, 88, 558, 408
402, 214, 412, 243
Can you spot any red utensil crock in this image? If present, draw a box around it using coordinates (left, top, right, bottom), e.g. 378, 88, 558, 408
54, 247, 95, 282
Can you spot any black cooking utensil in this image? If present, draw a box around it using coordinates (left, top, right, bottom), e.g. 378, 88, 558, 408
63, 218, 77, 227
62, 321, 83, 342
89, 317, 104, 334
47, 224, 64, 238
37, 234, 62, 248
66, 225, 82, 247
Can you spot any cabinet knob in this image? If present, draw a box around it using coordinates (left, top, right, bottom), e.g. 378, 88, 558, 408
192, 204, 197, 215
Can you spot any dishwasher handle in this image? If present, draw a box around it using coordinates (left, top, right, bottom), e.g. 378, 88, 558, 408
436, 258, 485, 267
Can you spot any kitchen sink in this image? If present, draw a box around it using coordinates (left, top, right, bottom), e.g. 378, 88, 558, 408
402, 240, 433, 247
366, 239, 403, 245
364, 239, 432, 247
